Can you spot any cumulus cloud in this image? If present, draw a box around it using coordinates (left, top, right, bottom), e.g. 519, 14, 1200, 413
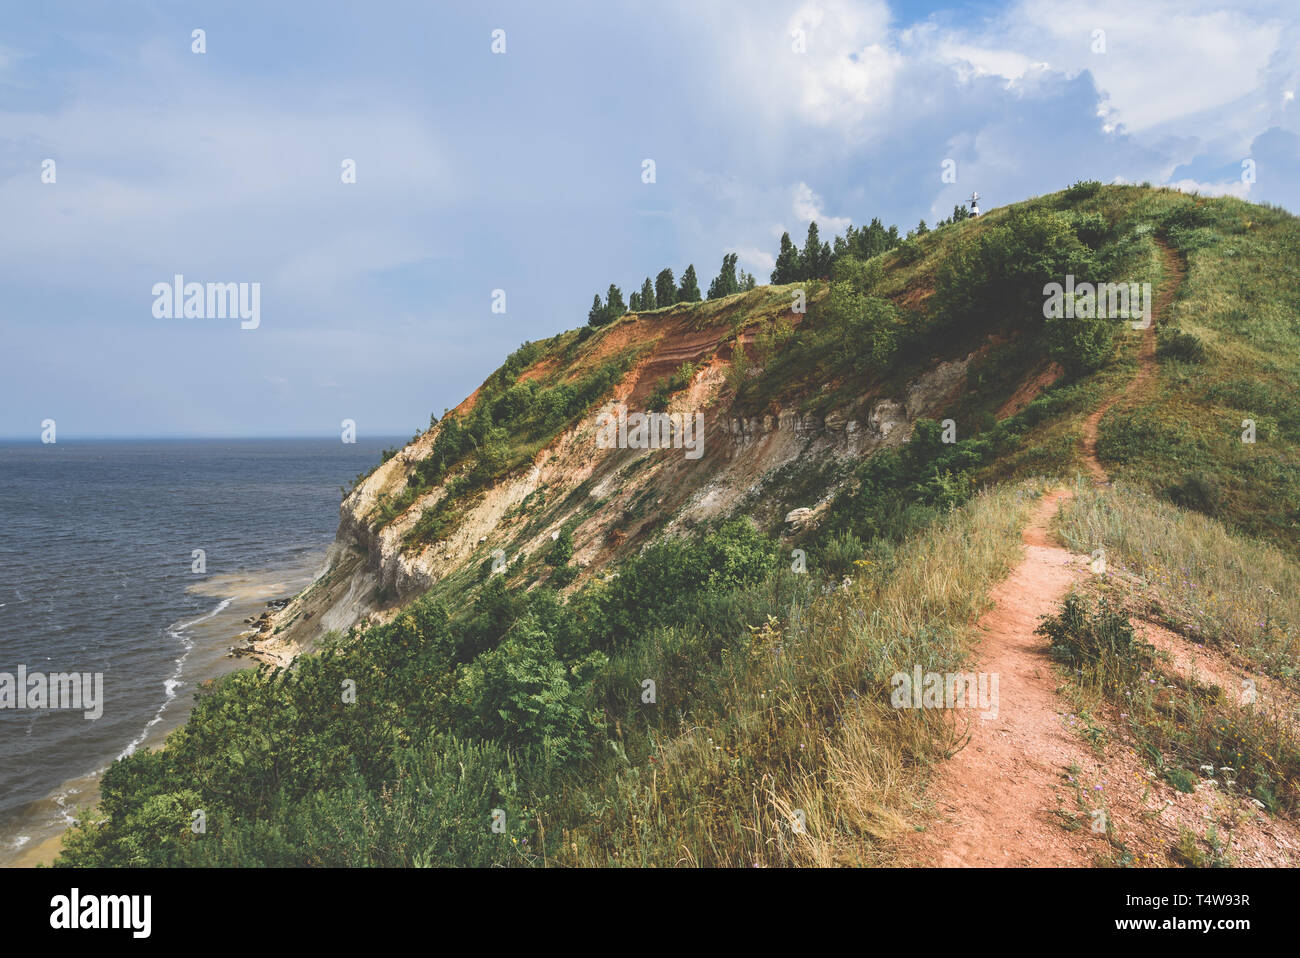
792, 181, 852, 233
4, 0, 1297, 437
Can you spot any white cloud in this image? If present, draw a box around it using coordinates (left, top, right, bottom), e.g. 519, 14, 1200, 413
792, 181, 852, 233
1167, 177, 1253, 199
731, 245, 776, 274
0, 74, 450, 324
963, 0, 1283, 135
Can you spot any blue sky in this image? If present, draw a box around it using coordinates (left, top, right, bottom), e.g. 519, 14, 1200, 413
2, 0, 1297, 438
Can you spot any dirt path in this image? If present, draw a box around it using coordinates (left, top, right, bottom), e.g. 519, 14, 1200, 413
903, 488, 1099, 866
902, 239, 1190, 866
1080, 239, 1185, 481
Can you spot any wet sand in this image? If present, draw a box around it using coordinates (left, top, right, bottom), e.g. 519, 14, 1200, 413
1, 554, 325, 867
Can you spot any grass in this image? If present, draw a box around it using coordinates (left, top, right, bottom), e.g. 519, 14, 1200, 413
58, 184, 1300, 868
1042, 482, 1300, 817
1092, 192, 1300, 553
1053, 481, 1300, 688
552, 479, 1049, 866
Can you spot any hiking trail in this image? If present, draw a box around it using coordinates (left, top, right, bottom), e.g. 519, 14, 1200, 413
902, 239, 1184, 866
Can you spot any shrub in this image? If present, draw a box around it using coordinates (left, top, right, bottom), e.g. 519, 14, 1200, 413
1063, 179, 1103, 202
1068, 211, 1110, 248
453, 617, 604, 763
647, 362, 695, 412
1036, 592, 1151, 686
932, 209, 1096, 332
820, 529, 866, 580
545, 527, 575, 566
1164, 471, 1223, 517
1044, 310, 1117, 374
1157, 328, 1207, 363
822, 282, 899, 371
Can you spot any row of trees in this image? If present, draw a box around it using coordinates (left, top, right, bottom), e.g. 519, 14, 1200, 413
771, 217, 912, 284
587, 255, 758, 327
588, 266, 697, 327
706, 253, 758, 300
587, 206, 965, 326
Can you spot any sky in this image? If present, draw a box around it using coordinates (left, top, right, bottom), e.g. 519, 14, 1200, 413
2, 0, 1297, 439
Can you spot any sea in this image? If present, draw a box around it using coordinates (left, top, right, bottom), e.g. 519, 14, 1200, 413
0, 437, 399, 865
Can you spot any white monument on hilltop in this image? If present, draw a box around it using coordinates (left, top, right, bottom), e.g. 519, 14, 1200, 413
969, 191, 980, 216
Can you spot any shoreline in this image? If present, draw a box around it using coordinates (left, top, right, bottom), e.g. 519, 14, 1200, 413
0, 553, 328, 868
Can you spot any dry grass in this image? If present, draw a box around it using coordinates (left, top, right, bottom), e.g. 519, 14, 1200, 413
560, 479, 1050, 866
1054, 480, 1300, 689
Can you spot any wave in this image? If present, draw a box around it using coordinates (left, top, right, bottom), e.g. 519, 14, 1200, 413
115, 597, 231, 760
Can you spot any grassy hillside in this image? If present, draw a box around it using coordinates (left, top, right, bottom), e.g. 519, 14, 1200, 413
56, 184, 1300, 866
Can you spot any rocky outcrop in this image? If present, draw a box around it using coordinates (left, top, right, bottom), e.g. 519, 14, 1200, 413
267, 319, 983, 659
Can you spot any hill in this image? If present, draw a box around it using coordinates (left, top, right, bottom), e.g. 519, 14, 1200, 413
57, 183, 1300, 867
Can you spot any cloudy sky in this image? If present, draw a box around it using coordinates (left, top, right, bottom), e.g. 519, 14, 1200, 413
2, 0, 1297, 438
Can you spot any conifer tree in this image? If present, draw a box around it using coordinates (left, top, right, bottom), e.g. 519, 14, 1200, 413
800, 221, 832, 279
677, 264, 701, 302
606, 283, 626, 317
771, 232, 800, 284
655, 268, 676, 307
707, 253, 740, 300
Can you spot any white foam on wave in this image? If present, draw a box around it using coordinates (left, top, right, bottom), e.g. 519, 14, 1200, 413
116, 597, 232, 760
53, 788, 82, 825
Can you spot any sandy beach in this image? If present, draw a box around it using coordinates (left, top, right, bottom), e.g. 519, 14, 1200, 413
0, 555, 325, 868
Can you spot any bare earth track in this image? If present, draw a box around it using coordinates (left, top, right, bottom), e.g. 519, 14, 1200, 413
1080, 242, 1185, 482
902, 240, 1196, 866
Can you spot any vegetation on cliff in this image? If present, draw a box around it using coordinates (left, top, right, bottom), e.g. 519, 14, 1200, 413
58, 184, 1300, 866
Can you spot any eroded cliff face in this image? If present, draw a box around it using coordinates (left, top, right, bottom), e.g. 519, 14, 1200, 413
245, 304, 989, 663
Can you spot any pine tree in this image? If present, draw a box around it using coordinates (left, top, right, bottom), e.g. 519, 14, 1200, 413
606, 283, 626, 318
677, 264, 701, 302
915, 219, 929, 235
640, 277, 655, 311
858, 217, 888, 259
587, 293, 605, 327
629, 290, 642, 311
800, 222, 832, 279
771, 232, 800, 284
654, 268, 676, 308
707, 253, 740, 300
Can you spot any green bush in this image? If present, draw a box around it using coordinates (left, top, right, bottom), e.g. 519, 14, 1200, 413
180, 738, 524, 867
1067, 211, 1110, 248
822, 282, 899, 371
932, 209, 1097, 332
545, 527, 574, 566
454, 618, 604, 764
1157, 328, 1207, 363
1036, 592, 1151, 686
1044, 310, 1117, 374
1062, 179, 1103, 202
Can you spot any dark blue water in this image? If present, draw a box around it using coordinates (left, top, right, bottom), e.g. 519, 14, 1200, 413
0, 438, 398, 852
